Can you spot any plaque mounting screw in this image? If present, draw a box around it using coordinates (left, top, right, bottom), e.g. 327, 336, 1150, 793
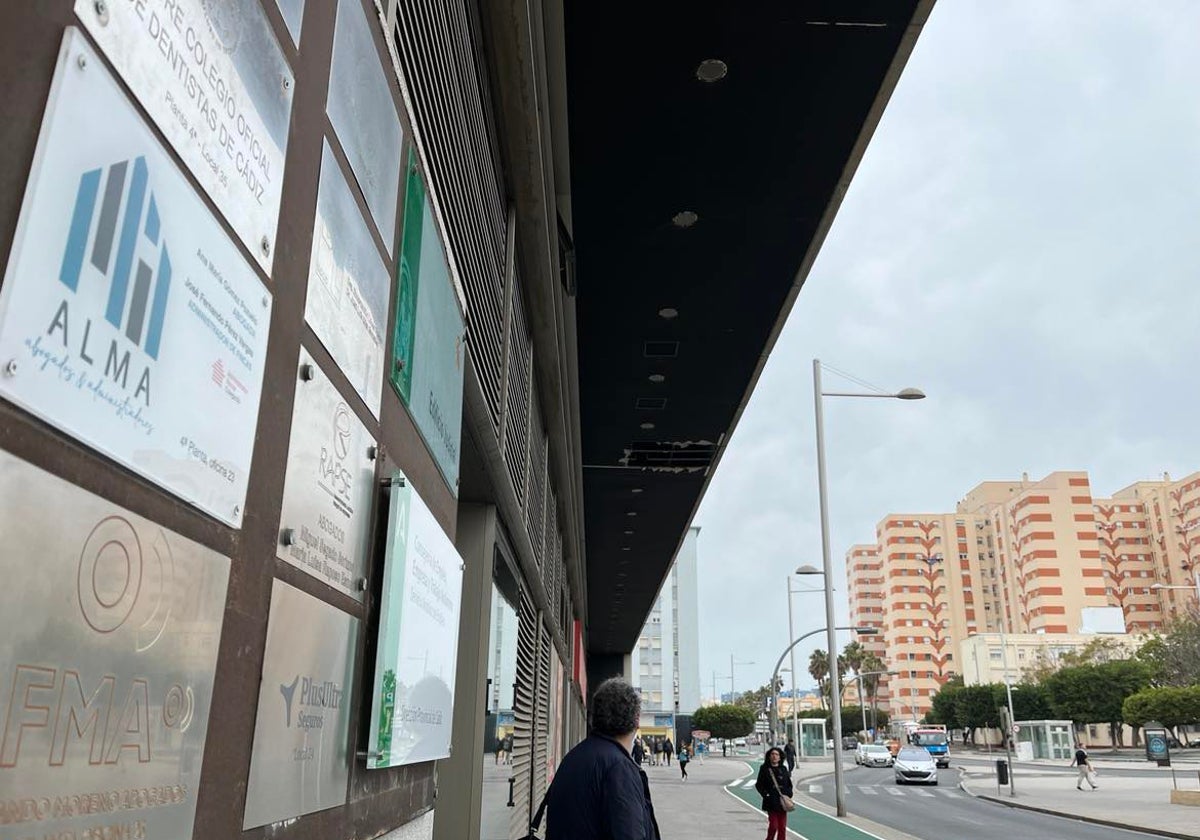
94, 0, 110, 25
394, 359, 406, 370
356, 577, 368, 592
76, 54, 87, 70
260, 236, 271, 257
283, 77, 292, 91
299, 363, 315, 382
367, 445, 378, 461
233, 505, 241, 519
261, 295, 269, 308
281, 528, 296, 547
3, 360, 17, 377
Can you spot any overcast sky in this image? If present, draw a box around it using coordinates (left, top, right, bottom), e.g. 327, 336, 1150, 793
693, 0, 1200, 702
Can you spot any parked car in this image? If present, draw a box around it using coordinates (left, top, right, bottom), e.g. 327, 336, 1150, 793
894, 747, 938, 785
842, 736, 859, 751
734, 738, 747, 747
1186, 738, 1200, 749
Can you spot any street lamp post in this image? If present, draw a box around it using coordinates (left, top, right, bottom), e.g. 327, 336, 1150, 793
730, 655, 755, 705
787, 571, 821, 748
769, 626, 877, 766
1150, 569, 1200, 603
813, 359, 924, 816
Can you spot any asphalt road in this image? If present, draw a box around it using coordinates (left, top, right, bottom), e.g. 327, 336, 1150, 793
801, 764, 1162, 840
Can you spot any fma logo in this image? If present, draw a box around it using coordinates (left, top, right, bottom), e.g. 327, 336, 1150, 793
46, 156, 171, 406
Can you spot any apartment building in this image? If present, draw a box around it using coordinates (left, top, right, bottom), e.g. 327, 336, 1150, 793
848, 469, 1199, 721
630, 527, 702, 736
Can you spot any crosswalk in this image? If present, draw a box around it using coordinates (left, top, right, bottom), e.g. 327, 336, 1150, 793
730, 780, 961, 799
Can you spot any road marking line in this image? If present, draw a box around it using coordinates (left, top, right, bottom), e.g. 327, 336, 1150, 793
808, 784, 823, 794
742, 779, 757, 789
855, 786, 878, 795
912, 789, 934, 797
884, 787, 904, 796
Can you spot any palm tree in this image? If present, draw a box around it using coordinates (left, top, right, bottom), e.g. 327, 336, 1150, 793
859, 653, 887, 731
808, 649, 828, 709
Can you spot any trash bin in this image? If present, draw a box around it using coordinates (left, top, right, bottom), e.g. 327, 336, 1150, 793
996, 759, 1009, 785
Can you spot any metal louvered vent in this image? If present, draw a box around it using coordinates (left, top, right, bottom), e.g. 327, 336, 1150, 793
526, 395, 547, 566
543, 487, 558, 606
503, 286, 531, 504
618, 440, 717, 472
532, 622, 552, 805
391, 1, 507, 428
509, 589, 538, 840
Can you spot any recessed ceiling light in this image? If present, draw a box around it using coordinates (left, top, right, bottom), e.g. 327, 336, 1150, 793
622, 547, 631, 551
640, 422, 655, 430
626, 511, 638, 517
631, 488, 643, 494
648, 374, 665, 383
658, 307, 678, 319
624, 529, 634, 535
696, 58, 728, 83
671, 210, 698, 228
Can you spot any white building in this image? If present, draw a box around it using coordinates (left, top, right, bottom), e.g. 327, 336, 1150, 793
630, 527, 701, 735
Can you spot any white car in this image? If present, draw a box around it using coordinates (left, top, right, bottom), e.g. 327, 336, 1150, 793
893, 746, 938, 785
857, 744, 894, 767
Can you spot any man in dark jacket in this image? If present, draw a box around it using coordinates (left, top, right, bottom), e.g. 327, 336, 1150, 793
784, 739, 797, 772
545, 678, 660, 840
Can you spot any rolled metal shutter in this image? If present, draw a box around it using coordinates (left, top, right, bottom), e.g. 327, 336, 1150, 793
532, 621, 552, 803
508, 589, 538, 839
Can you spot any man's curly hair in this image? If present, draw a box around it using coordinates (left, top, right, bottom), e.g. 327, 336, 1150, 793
590, 677, 641, 737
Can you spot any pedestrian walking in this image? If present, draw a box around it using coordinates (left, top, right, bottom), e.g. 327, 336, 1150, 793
678, 744, 690, 780
541, 678, 660, 840
754, 746, 794, 840
663, 737, 674, 766
784, 738, 797, 773
495, 731, 507, 765
1070, 742, 1098, 790
632, 737, 645, 766
653, 738, 663, 767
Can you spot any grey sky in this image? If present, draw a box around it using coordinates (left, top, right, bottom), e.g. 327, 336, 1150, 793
694, 0, 1200, 701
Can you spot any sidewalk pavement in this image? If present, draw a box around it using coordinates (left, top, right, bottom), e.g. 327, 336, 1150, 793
956, 745, 1200, 770
649, 755, 921, 840
960, 764, 1200, 839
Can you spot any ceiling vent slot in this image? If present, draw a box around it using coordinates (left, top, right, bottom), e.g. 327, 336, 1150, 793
643, 341, 679, 358
635, 397, 668, 410
618, 440, 717, 471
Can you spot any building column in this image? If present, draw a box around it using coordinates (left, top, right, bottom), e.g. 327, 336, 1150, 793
434, 504, 497, 840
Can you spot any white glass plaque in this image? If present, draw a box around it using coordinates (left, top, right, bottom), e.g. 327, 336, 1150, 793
75, 0, 294, 274
277, 347, 377, 600
327, 0, 403, 252
367, 471, 464, 767
0, 31, 271, 528
304, 140, 389, 418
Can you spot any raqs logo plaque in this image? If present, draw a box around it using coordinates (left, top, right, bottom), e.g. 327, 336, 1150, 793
0, 449, 231, 840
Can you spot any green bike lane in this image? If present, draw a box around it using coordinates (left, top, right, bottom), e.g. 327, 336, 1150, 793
724, 760, 886, 840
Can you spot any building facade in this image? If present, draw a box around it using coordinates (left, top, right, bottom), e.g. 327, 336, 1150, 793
847, 469, 1200, 720
630, 526, 701, 735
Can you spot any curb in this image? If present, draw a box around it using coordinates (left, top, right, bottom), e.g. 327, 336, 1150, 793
959, 776, 1198, 840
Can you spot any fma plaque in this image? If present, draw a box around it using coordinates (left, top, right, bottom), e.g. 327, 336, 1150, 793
0, 449, 230, 840
243, 580, 359, 828
277, 348, 377, 600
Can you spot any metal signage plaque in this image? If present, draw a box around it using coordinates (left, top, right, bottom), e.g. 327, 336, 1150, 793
0, 449, 231, 840
277, 348, 377, 600
75, 0, 294, 274
366, 472, 464, 768
0, 31, 272, 528
327, 0, 403, 251
243, 580, 359, 828
390, 154, 466, 495
304, 139, 389, 418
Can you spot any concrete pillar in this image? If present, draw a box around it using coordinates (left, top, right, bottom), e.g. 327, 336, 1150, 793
433, 504, 497, 840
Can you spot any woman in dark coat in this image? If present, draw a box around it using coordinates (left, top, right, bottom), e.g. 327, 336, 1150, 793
754, 746, 793, 840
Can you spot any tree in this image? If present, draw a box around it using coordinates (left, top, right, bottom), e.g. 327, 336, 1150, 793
1024, 636, 1129, 683
691, 704, 756, 741
927, 676, 963, 729
954, 684, 1001, 744
809, 650, 829, 709
859, 653, 888, 727
1136, 610, 1200, 688
1122, 686, 1200, 739
734, 676, 784, 712
1043, 661, 1151, 746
